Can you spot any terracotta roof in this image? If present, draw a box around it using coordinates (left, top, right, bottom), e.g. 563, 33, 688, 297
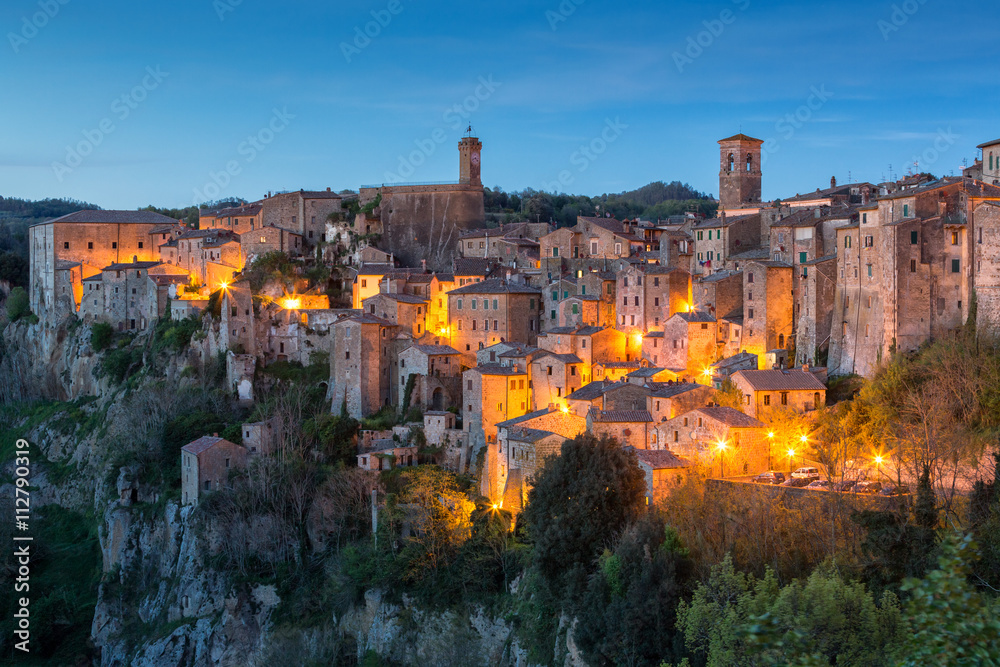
469, 364, 527, 377
598, 361, 642, 370
368, 293, 428, 304
734, 369, 826, 391
977, 138, 1000, 149
453, 257, 495, 276
357, 263, 395, 275
40, 210, 178, 226
535, 352, 583, 364
718, 133, 764, 144
182, 436, 238, 456
340, 314, 394, 326
633, 449, 694, 470
507, 427, 561, 443
589, 408, 653, 423
448, 279, 540, 295
567, 381, 608, 401
696, 270, 742, 283
712, 352, 757, 370
409, 344, 459, 356
693, 406, 765, 428
102, 261, 162, 271
648, 381, 703, 398
674, 311, 716, 323
497, 408, 556, 428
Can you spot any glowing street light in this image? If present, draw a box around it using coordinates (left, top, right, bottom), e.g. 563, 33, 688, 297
281, 297, 302, 310
787, 448, 796, 473
716, 440, 728, 478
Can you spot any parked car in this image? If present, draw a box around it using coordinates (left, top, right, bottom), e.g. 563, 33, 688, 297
806, 480, 832, 491
879, 484, 909, 497
781, 477, 811, 488
752, 471, 786, 485
854, 481, 883, 494
791, 467, 821, 480
832, 480, 858, 493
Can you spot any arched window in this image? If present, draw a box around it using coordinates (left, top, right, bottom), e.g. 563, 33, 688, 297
746, 154, 753, 172
778, 333, 785, 348
728, 153, 734, 172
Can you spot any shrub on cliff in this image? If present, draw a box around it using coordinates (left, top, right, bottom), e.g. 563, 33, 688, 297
90, 322, 114, 352
5, 286, 30, 322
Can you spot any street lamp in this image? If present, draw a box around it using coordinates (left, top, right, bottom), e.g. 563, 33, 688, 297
716, 440, 728, 479
874, 455, 883, 480
767, 432, 775, 470
787, 448, 796, 474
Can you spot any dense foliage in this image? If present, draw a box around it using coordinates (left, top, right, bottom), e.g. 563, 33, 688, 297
484, 180, 718, 227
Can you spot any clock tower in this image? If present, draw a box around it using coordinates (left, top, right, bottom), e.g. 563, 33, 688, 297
459, 135, 483, 187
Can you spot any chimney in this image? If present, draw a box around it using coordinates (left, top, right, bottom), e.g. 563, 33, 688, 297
213, 432, 219, 437
421, 259, 427, 271
803, 364, 809, 373
831, 176, 837, 188
327, 187, 331, 192
862, 185, 871, 206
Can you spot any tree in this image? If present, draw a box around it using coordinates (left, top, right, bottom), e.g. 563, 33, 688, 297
575, 512, 692, 666
715, 378, 743, 410
523, 433, 646, 598
0, 251, 28, 288
5, 286, 30, 322
90, 322, 114, 352
896, 533, 1000, 666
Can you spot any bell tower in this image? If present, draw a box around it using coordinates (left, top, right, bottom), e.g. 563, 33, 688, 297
718, 133, 763, 211
459, 133, 483, 187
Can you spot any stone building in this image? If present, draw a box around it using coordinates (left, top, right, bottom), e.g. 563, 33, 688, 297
329, 314, 397, 419
655, 406, 768, 477
79, 261, 188, 331
360, 136, 486, 271
693, 270, 743, 321
200, 203, 263, 235
29, 209, 178, 319
239, 225, 304, 263
691, 213, 761, 276
661, 311, 718, 375
795, 255, 837, 366
398, 344, 462, 412
446, 280, 541, 365
493, 408, 586, 506
978, 138, 1000, 185
975, 201, 1000, 333
828, 178, 1000, 377
242, 418, 280, 457
634, 449, 695, 503
586, 408, 654, 449
731, 368, 826, 419
742, 261, 794, 368
529, 352, 584, 410
260, 189, 343, 246
718, 134, 764, 213
181, 436, 247, 506
615, 265, 691, 332
363, 292, 429, 338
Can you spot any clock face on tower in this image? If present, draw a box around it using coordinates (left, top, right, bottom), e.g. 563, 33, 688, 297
471, 152, 480, 166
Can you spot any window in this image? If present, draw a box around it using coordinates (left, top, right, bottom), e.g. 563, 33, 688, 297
529, 298, 535, 309
471, 300, 477, 310
345, 350, 350, 360
112, 242, 117, 249
910, 259, 917, 273
551, 310, 556, 320
138, 242, 143, 249
653, 277, 660, 287
844, 236, 852, 249
88, 241, 93, 249
764, 395, 771, 406
903, 204, 909, 218
63, 241, 69, 249
457, 299, 463, 310
865, 236, 874, 247
552, 247, 559, 257
748, 308, 754, 319
614, 243, 622, 255
634, 297, 639, 306
748, 291, 753, 301
778, 334, 784, 348
483, 299, 489, 311
799, 252, 807, 264
952, 259, 960, 273
911, 231, 919, 245
780, 392, 788, 406
591, 241, 598, 254
951, 231, 959, 246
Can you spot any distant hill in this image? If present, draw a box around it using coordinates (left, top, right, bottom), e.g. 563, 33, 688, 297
0, 196, 99, 220
485, 180, 717, 227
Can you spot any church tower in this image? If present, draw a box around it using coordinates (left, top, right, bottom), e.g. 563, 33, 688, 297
718, 133, 763, 210
459, 135, 483, 187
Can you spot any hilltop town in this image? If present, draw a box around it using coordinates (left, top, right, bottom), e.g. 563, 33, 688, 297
23, 132, 1000, 509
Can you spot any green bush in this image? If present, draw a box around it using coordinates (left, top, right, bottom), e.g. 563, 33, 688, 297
5, 286, 30, 322
90, 322, 114, 352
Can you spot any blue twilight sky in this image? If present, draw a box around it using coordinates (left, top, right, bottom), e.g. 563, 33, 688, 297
1, 0, 998, 210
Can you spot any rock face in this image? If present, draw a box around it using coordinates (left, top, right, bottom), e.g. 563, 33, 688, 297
339, 589, 531, 666
0, 317, 101, 402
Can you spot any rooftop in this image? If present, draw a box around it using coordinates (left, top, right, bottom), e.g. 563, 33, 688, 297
181, 436, 239, 456
632, 449, 694, 470
448, 279, 541, 295
693, 406, 766, 428
36, 209, 179, 227
734, 369, 827, 391
589, 408, 653, 423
